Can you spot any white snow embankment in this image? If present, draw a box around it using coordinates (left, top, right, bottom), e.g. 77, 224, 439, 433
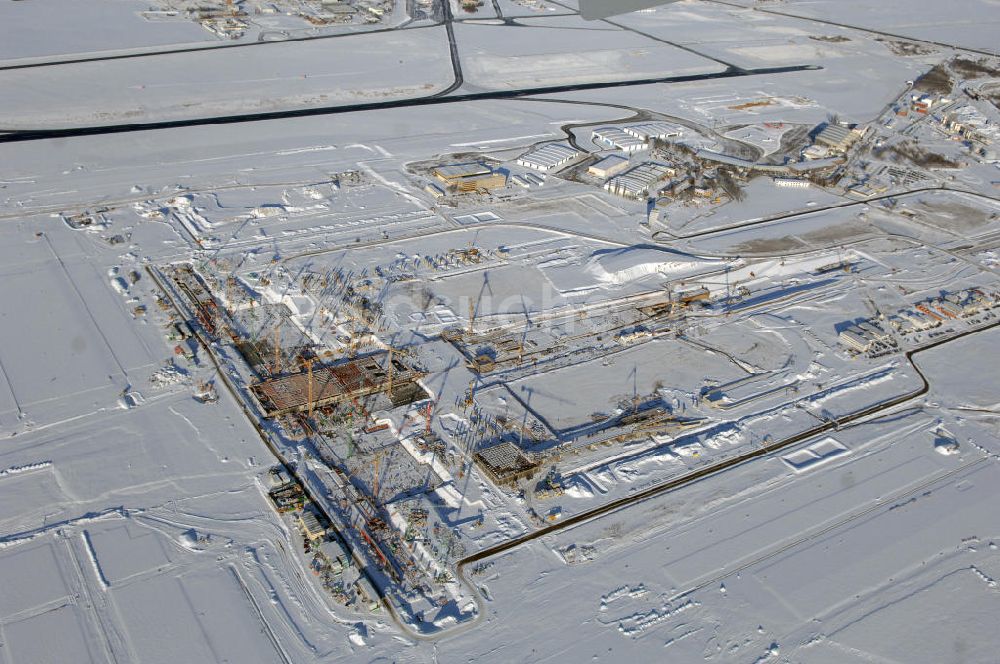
81, 530, 110, 590
0, 461, 52, 478
585, 247, 711, 286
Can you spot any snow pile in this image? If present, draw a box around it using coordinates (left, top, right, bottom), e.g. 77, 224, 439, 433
250, 204, 286, 219
178, 528, 214, 551
586, 247, 704, 285
934, 438, 960, 455
81, 531, 109, 590
118, 391, 146, 409
149, 364, 187, 388
562, 474, 598, 499
179, 530, 199, 549
434, 482, 463, 509
617, 599, 699, 635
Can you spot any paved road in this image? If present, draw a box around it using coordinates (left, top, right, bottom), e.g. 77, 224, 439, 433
437, 0, 465, 97
0, 64, 818, 142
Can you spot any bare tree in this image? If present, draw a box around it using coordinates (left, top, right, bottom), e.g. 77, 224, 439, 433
718, 168, 745, 202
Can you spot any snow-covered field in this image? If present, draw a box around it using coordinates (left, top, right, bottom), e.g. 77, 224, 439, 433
0, 27, 455, 128
2, 0, 1000, 661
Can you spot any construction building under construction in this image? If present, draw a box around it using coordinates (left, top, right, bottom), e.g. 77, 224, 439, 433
474, 441, 539, 486
432, 162, 507, 193
250, 353, 425, 417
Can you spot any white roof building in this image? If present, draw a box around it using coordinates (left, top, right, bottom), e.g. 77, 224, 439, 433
888, 315, 916, 334
943, 104, 1000, 144
268, 467, 291, 487
604, 162, 675, 199
773, 177, 811, 188
433, 163, 492, 181
588, 154, 630, 179
516, 143, 581, 172
591, 127, 648, 153
815, 124, 863, 152
838, 327, 872, 353
857, 320, 890, 341
319, 539, 350, 572
898, 309, 937, 330
623, 121, 684, 141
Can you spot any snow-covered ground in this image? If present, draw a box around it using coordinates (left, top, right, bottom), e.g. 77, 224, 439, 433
2, 0, 1000, 661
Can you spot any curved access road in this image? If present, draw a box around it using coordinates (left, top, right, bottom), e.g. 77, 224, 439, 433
0, 64, 818, 143
450, 318, 1000, 634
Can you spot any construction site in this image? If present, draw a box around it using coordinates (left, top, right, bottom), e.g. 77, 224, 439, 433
156, 261, 478, 622
142, 167, 1000, 636
96, 25, 999, 638
9, 0, 1000, 658
149, 234, 746, 626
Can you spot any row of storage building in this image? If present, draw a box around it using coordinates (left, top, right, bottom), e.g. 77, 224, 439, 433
516, 143, 581, 172
604, 162, 677, 199
592, 127, 647, 153
888, 289, 996, 334
590, 121, 684, 153
841, 289, 997, 353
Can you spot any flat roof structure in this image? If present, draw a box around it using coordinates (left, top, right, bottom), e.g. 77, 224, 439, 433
474, 441, 539, 485
250, 353, 424, 417
299, 510, 327, 541
935, 301, 963, 318
815, 124, 860, 152
433, 163, 493, 182
319, 539, 350, 570
773, 177, 811, 188
588, 154, 630, 179
839, 328, 873, 353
